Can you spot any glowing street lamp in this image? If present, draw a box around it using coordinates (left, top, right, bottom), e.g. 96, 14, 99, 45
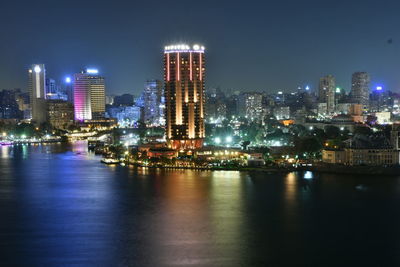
215, 137, 221, 144
226, 136, 233, 143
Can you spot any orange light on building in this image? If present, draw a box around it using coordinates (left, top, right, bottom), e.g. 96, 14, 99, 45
281, 119, 295, 126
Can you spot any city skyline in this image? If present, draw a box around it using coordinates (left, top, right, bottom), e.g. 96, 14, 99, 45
2, 1, 400, 94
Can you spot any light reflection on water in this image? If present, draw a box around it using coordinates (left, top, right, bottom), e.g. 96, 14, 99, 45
1, 143, 400, 266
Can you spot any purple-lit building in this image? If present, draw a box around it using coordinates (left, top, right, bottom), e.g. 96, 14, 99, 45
73, 69, 105, 121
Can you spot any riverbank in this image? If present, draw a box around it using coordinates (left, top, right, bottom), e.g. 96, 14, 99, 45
307, 163, 400, 176
110, 161, 400, 176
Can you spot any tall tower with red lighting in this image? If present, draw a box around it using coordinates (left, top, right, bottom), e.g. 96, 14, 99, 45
164, 44, 205, 150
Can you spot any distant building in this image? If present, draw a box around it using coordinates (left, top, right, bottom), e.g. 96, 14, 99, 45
226, 94, 239, 118
15, 91, 31, 119
375, 112, 391, 125
336, 103, 352, 114
240, 92, 264, 121
206, 89, 227, 121
107, 106, 141, 127
143, 80, 163, 126
273, 106, 290, 120
105, 95, 114, 105
318, 75, 336, 113
64, 77, 74, 103
46, 100, 74, 130
45, 78, 57, 98
28, 64, 47, 124
350, 72, 370, 107
164, 44, 205, 149
74, 69, 105, 121
0, 89, 22, 119
317, 103, 328, 116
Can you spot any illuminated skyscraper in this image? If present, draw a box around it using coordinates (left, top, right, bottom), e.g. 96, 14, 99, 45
73, 69, 105, 121
164, 44, 205, 149
28, 64, 47, 124
318, 75, 336, 113
350, 72, 370, 107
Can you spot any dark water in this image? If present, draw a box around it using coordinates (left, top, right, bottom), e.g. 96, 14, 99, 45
1, 142, 400, 266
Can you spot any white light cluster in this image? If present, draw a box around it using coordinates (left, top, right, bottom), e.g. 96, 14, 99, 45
86, 68, 99, 74
34, 65, 42, 73
164, 44, 205, 52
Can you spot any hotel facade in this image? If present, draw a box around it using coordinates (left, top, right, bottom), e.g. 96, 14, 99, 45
73, 69, 105, 121
164, 44, 205, 149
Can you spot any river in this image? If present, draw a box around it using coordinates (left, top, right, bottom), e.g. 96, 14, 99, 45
0, 141, 399, 266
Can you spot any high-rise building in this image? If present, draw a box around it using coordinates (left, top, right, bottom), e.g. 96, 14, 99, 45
73, 69, 105, 121
28, 64, 47, 124
318, 75, 336, 113
350, 72, 370, 107
143, 80, 163, 126
164, 44, 205, 149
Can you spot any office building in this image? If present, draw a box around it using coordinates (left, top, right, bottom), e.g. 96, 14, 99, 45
164, 44, 205, 149
74, 69, 105, 121
28, 64, 47, 124
350, 72, 370, 107
318, 75, 336, 113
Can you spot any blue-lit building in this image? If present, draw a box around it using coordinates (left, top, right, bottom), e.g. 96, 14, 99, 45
107, 105, 141, 127
143, 79, 163, 126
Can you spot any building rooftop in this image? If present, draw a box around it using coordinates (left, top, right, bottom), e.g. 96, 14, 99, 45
164, 44, 205, 53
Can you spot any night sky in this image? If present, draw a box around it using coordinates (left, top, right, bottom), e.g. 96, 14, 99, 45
1, 0, 400, 95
